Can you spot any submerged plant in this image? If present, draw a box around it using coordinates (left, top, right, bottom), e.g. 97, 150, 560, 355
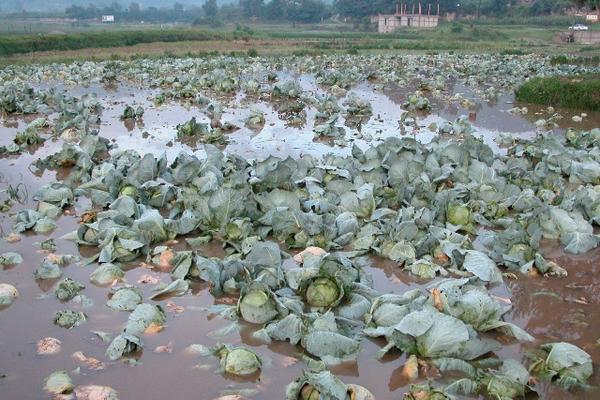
529, 342, 593, 390
176, 116, 229, 144
194, 343, 263, 376
238, 285, 278, 324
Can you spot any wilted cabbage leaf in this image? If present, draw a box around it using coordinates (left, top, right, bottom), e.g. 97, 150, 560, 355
149, 279, 189, 300
0, 252, 23, 266
90, 263, 125, 285
43, 370, 74, 395
107, 286, 142, 311
54, 278, 85, 301
530, 342, 594, 390
0, 283, 19, 306
54, 310, 87, 329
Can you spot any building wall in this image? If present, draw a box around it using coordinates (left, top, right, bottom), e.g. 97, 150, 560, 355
377, 15, 402, 33
574, 31, 600, 44
586, 14, 599, 23
555, 30, 600, 44
376, 14, 439, 33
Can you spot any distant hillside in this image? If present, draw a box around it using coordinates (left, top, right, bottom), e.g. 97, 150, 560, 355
1, 0, 237, 13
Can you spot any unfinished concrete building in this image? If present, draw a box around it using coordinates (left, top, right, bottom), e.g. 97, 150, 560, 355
372, 2, 440, 33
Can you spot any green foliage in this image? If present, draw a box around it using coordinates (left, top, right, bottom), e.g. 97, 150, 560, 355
335, 0, 589, 20
202, 0, 219, 19
516, 75, 600, 111
0, 29, 231, 56
550, 55, 600, 66
473, 15, 586, 26
500, 49, 528, 55
450, 22, 464, 33
233, 24, 255, 40
66, 1, 192, 23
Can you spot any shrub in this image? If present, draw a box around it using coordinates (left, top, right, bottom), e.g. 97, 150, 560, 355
515, 75, 600, 111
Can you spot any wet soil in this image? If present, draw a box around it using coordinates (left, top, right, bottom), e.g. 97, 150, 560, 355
1, 75, 599, 399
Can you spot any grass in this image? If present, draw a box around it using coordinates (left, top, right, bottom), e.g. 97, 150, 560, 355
515, 74, 600, 111
0, 39, 306, 66
0, 28, 232, 56
550, 54, 600, 66
0, 21, 598, 66
471, 15, 586, 27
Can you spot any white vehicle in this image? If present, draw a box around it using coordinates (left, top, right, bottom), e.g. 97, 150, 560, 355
568, 24, 589, 31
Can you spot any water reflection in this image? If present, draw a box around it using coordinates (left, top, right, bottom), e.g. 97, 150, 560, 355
1, 74, 599, 399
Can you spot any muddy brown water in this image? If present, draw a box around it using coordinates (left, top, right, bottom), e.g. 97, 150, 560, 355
1, 76, 599, 399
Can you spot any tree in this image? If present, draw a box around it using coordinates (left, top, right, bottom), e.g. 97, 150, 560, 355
12, 0, 24, 12
203, 0, 219, 18
484, 0, 510, 16
128, 2, 141, 20
266, 0, 287, 20
529, 0, 571, 15
287, 0, 330, 22
108, 2, 122, 13
438, 0, 460, 13
334, 0, 373, 18
173, 2, 184, 13
240, 0, 265, 17
66, 5, 86, 19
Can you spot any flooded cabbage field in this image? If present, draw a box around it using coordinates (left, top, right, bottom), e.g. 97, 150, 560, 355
1, 54, 600, 400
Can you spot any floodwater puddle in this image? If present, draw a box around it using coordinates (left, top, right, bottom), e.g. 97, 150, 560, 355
1, 66, 600, 399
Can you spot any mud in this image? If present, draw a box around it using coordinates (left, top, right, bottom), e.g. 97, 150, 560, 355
1, 75, 599, 399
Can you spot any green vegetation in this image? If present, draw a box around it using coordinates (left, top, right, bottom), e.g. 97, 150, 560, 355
516, 75, 600, 111
0, 15, 597, 66
0, 29, 230, 56
4, 0, 596, 29
550, 54, 600, 66
471, 15, 587, 27
0, 22, 552, 58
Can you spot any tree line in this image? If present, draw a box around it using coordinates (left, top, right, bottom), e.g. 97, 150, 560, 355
64, 0, 600, 25
334, 0, 599, 18
64, 1, 332, 24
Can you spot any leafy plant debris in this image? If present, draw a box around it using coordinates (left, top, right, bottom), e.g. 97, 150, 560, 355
0, 53, 599, 399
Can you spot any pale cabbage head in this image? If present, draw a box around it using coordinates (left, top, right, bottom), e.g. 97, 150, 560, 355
300, 384, 320, 400
305, 277, 340, 308
508, 244, 534, 261
44, 371, 74, 394
223, 348, 261, 376
119, 185, 138, 198
0, 283, 18, 306
447, 204, 471, 226
82, 225, 99, 243
239, 289, 277, 324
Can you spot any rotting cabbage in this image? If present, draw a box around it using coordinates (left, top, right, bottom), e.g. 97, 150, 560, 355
54, 278, 85, 301
3, 54, 600, 399
107, 286, 142, 311
529, 342, 593, 390
0, 283, 19, 306
238, 284, 279, 324
195, 343, 263, 376
286, 358, 375, 400
90, 263, 125, 285
0, 252, 23, 266
43, 371, 74, 395
304, 277, 341, 308
53, 310, 87, 329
